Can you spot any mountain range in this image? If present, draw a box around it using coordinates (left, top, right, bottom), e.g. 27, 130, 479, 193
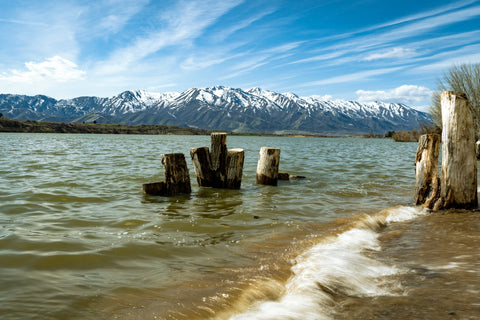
0, 86, 432, 135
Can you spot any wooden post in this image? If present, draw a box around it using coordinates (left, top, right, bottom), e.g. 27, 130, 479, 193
256, 147, 281, 186
162, 153, 191, 195
226, 148, 244, 189
435, 91, 477, 210
210, 132, 228, 188
143, 153, 191, 196
190, 146, 214, 187
414, 134, 441, 208
190, 133, 245, 189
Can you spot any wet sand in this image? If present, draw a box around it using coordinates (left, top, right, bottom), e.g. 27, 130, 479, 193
335, 209, 480, 320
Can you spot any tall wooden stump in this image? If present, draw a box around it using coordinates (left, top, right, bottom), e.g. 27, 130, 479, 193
436, 91, 477, 209
190, 133, 244, 189
210, 132, 228, 188
143, 153, 191, 196
226, 148, 245, 189
256, 147, 281, 186
190, 146, 214, 187
162, 153, 192, 195
414, 134, 441, 208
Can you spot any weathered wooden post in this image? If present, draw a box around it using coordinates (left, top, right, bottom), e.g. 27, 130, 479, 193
414, 134, 441, 208
190, 146, 214, 187
226, 148, 245, 189
210, 132, 228, 188
256, 147, 281, 186
435, 91, 477, 210
143, 153, 191, 196
162, 153, 192, 195
190, 133, 245, 189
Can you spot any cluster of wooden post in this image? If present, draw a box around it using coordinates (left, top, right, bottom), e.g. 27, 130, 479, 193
190, 132, 245, 189
143, 133, 286, 196
415, 91, 478, 210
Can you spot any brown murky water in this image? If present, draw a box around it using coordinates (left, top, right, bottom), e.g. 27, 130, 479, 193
1, 133, 479, 320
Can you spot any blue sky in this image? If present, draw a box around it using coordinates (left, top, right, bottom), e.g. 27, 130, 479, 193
0, 0, 479, 111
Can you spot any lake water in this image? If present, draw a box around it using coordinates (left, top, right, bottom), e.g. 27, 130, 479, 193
0, 133, 479, 320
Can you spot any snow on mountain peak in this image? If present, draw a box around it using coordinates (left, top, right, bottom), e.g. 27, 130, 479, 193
0, 86, 432, 134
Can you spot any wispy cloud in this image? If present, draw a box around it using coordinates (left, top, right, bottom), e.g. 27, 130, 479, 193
362, 47, 416, 61
354, 0, 478, 34
290, 51, 348, 65
96, 0, 243, 74
213, 8, 276, 42
80, 0, 149, 37
261, 41, 303, 55
375, 5, 480, 44
299, 67, 404, 87
221, 55, 270, 79
0, 18, 49, 26
0, 2, 85, 62
295, 3, 480, 68
412, 44, 480, 72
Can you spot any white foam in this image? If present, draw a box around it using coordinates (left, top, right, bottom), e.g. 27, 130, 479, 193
229, 207, 427, 320
230, 229, 395, 320
385, 206, 428, 223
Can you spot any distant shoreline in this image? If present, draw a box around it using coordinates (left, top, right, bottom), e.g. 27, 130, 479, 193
0, 117, 389, 138
0, 117, 211, 135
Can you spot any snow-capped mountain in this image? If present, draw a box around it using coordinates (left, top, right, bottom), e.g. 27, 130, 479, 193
0, 86, 432, 135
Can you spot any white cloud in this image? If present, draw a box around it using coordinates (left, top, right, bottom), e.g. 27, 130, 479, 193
0, 56, 86, 83
356, 85, 433, 105
363, 47, 416, 61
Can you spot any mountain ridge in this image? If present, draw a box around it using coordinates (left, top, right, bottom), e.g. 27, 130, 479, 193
0, 86, 432, 135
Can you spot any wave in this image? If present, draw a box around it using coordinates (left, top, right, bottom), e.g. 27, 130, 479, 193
226, 206, 429, 320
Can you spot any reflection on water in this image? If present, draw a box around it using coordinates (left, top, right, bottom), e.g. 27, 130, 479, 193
0, 133, 478, 320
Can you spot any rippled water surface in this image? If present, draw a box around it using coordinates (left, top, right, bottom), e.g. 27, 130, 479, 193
1, 133, 478, 319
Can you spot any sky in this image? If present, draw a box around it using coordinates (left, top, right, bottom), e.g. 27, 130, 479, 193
0, 0, 479, 111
